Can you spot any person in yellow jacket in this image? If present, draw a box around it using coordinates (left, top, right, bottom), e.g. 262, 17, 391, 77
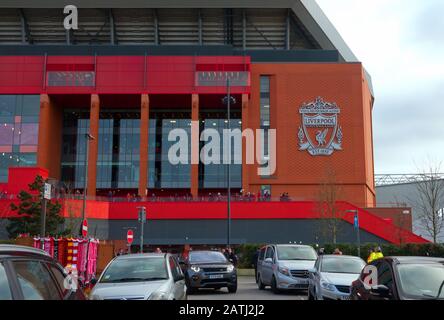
367, 246, 384, 263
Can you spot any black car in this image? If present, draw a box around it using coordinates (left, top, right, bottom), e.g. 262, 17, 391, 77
180, 250, 237, 294
0, 245, 86, 300
350, 256, 444, 300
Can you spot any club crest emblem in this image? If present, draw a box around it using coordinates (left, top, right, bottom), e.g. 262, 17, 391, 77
298, 97, 343, 156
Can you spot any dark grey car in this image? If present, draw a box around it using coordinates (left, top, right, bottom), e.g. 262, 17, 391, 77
182, 251, 237, 294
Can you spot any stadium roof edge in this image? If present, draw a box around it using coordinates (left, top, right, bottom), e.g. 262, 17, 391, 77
0, 0, 374, 97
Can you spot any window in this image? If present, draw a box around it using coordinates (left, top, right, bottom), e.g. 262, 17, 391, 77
259, 76, 271, 178
265, 246, 275, 260
0, 95, 40, 182
258, 247, 266, 261
377, 261, 394, 289
0, 262, 12, 300
12, 260, 62, 300
169, 257, 182, 280
47, 263, 69, 298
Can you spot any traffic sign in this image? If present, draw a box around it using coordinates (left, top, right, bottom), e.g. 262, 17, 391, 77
82, 219, 88, 238
354, 213, 359, 229
44, 183, 52, 200
127, 229, 134, 245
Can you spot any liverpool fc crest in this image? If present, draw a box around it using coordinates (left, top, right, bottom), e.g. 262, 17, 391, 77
298, 97, 343, 156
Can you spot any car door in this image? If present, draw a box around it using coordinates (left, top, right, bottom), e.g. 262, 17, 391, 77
352, 260, 380, 300
262, 246, 275, 285
169, 256, 186, 300
311, 257, 322, 297
45, 261, 84, 300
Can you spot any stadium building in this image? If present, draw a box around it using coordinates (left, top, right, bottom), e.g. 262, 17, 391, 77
0, 1, 428, 245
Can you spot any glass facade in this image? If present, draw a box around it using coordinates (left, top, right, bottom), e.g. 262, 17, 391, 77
260, 76, 271, 177
199, 111, 242, 189
148, 112, 191, 189
60, 110, 90, 189
96, 110, 140, 189
0, 95, 40, 182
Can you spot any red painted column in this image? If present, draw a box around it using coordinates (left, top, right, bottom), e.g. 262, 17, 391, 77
190, 94, 199, 198
37, 94, 63, 179
139, 94, 149, 197
87, 94, 100, 197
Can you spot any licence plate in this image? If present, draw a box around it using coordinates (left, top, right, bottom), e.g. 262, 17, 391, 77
209, 274, 224, 279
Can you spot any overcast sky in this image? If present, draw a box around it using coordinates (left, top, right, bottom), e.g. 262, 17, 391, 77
316, 0, 444, 174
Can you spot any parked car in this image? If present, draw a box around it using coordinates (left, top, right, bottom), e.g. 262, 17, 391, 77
307, 254, 365, 300
181, 250, 237, 294
256, 244, 317, 293
89, 253, 187, 300
350, 256, 444, 300
0, 244, 85, 300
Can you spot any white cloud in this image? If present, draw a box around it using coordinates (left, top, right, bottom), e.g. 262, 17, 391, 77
316, 0, 444, 173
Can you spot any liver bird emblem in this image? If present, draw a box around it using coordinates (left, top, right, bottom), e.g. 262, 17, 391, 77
315, 129, 328, 146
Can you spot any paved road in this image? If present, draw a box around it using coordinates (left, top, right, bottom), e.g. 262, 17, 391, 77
188, 276, 307, 300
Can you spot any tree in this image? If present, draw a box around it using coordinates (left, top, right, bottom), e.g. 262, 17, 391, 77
410, 161, 444, 243
316, 168, 345, 244
6, 175, 69, 238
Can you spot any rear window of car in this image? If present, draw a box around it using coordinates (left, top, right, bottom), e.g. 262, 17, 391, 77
0, 262, 12, 300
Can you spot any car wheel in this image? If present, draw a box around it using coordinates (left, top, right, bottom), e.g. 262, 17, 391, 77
271, 276, 280, 294
257, 274, 265, 290
228, 284, 237, 293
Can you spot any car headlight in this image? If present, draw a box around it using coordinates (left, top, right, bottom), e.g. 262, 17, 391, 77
190, 265, 201, 272
321, 280, 336, 292
227, 265, 235, 272
278, 267, 290, 277
149, 291, 169, 300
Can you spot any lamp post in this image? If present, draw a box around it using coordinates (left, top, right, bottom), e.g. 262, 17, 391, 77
137, 206, 146, 253
79, 133, 95, 237
222, 78, 236, 249
347, 209, 360, 258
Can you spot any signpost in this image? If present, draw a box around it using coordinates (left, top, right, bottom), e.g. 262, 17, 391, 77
137, 207, 146, 253
347, 209, 361, 258
82, 219, 88, 238
41, 183, 51, 249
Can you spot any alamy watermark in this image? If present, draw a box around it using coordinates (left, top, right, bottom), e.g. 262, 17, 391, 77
168, 123, 277, 176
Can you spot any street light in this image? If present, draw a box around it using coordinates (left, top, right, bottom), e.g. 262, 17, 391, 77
137, 206, 147, 253
222, 78, 236, 249
346, 209, 361, 258
79, 133, 95, 237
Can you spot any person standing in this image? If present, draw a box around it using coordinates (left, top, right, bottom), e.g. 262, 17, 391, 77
253, 248, 260, 281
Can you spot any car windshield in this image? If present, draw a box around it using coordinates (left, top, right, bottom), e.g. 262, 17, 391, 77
276, 246, 317, 261
189, 251, 227, 264
320, 257, 365, 274
100, 257, 168, 283
397, 264, 444, 299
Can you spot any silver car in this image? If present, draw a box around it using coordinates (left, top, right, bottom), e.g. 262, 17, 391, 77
308, 254, 366, 300
257, 244, 318, 293
89, 253, 187, 300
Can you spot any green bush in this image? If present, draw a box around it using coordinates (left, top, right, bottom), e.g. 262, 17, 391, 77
234, 243, 444, 268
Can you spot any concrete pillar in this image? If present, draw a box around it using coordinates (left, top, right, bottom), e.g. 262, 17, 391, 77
190, 94, 199, 198
138, 94, 149, 197
87, 94, 100, 197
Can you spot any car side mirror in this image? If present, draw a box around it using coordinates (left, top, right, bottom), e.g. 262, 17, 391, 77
265, 258, 273, 263
90, 278, 98, 286
370, 285, 391, 298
